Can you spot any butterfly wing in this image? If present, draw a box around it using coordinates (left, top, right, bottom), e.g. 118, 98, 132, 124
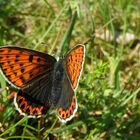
56, 69, 77, 123
14, 90, 50, 117
55, 44, 85, 122
0, 46, 56, 89
65, 44, 85, 89
0, 46, 56, 114
23, 70, 54, 106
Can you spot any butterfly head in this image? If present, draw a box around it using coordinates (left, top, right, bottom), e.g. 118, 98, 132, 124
59, 54, 65, 60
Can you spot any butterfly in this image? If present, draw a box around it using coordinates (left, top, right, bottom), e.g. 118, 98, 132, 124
0, 44, 85, 123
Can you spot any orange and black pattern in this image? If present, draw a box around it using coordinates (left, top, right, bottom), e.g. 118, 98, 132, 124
16, 90, 49, 116
0, 46, 56, 88
57, 95, 76, 120
66, 45, 85, 89
0, 45, 85, 122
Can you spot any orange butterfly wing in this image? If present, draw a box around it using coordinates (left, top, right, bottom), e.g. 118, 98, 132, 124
65, 44, 85, 89
0, 46, 56, 88
15, 90, 50, 117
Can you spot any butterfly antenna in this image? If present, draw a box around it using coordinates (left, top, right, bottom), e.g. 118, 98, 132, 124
0, 86, 9, 93
83, 33, 96, 45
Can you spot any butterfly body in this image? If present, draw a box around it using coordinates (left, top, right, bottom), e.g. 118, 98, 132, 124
51, 59, 67, 106
0, 44, 85, 122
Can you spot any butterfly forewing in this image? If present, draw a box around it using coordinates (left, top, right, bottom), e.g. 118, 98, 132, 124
65, 44, 85, 89
0, 46, 56, 88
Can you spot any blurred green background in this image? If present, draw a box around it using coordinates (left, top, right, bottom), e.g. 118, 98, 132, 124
0, 0, 140, 139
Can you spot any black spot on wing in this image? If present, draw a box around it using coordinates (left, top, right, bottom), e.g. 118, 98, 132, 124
20, 68, 25, 73
37, 57, 41, 62
29, 55, 33, 62
16, 55, 20, 59
15, 59, 19, 62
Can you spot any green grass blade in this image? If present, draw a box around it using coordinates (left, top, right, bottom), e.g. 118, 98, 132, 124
58, 10, 77, 56
34, 5, 67, 50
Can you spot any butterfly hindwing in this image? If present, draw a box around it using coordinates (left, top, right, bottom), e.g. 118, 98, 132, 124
14, 90, 50, 117
65, 44, 85, 89
56, 68, 77, 123
0, 46, 56, 88
23, 70, 53, 106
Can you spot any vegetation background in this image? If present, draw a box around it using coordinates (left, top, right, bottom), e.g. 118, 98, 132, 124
0, 0, 140, 139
